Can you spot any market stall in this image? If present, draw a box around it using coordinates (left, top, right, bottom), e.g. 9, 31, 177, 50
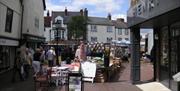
87, 43, 120, 82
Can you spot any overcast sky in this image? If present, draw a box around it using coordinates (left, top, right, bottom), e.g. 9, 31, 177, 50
44, 0, 130, 22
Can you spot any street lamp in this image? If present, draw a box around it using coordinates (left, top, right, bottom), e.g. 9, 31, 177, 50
52, 21, 65, 65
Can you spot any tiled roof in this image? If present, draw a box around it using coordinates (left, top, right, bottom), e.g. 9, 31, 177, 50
44, 16, 51, 27
112, 20, 128, 28
51, 11, 81, 24
87, 17, 113, 26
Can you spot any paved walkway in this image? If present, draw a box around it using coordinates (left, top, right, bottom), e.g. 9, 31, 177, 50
136, 82, 171, 91
0, 62, 170, 91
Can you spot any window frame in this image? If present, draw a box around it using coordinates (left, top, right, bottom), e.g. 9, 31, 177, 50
125, 38, 129, 41
35, 18, 39, 29
107, 26, 113, 33
118, 28, 122, 35
118, 38, 122, 41
91, 37, 97, 42
90, 25, 97, 32
125, 29, 129, 35
107, 37, 113, 42
5, 8, 13, 33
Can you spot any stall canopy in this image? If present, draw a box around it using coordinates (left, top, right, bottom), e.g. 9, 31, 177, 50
112, 39, 130, 46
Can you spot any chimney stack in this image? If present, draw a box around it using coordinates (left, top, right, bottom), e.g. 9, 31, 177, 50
107, 13, 111, 20
65, 7, 68, 16
47, 10, 50, 17
84, 8, 88, 18
80, 9, 83, 16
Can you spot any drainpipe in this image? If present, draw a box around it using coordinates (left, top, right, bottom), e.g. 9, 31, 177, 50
115, 28, 117, 40
20, 0, 24, 47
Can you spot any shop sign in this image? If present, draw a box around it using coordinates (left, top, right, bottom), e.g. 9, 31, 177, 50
0, 38, 19, 46
67, 73, 83, 91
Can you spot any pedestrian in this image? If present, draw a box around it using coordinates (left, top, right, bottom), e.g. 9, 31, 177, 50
12, 50, 24, 82
75, 46, 80, 60
32, 48, 41, 75
23, 48, 33, 79
46, 47, 56, 67
79, 41, 86, 61
40, 46, 46, 64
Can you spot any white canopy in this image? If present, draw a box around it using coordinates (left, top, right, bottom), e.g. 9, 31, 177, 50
111, 39, 131, 46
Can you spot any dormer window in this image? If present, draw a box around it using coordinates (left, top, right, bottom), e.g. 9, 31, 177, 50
56, 20, 62, 24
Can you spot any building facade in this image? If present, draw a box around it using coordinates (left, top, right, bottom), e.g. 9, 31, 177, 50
44, 11, 53, 42
128, 0, 180, 91
112, 18, 130, 42
0, 0, 21, 73
45, 8, 130, 44
50, 8, 82, 42
87, 16, 115, 43
0, 0, 45, 73
22, 0, 46, 49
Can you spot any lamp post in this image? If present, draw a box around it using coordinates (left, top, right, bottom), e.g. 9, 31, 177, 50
53, 22, 62, 65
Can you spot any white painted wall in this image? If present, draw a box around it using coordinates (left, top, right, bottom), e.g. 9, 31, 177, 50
64, 24, 68, 40
22, 0, 44, 37
87, 24, 115, 43
115, 28, 130, 41
44, 27, 51, 42
0, 0, 21, 39
52, 16, 67, 40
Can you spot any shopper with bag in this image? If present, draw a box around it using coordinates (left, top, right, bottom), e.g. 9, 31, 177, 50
12, 50, 24, 82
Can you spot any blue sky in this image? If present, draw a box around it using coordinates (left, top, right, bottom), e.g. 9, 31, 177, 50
45, 0, 130, 21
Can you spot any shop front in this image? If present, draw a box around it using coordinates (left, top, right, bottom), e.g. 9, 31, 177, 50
23, 34, 45, 49
128, 0, 180, 90
0, 37, 19, 73
158, 22, 180, 91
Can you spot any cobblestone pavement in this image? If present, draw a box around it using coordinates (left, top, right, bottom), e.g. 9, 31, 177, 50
0, 61, 153, 91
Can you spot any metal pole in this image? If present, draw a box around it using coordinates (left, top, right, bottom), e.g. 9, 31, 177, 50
56, 28, 59, 65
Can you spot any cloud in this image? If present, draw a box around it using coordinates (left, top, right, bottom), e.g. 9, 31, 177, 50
45, 0, 126, 17
112, 14, 127, 22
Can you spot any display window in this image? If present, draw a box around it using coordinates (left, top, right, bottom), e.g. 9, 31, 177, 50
0, 46, 11, 71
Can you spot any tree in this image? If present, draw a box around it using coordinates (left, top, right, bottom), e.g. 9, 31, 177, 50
67, 16, 87, 41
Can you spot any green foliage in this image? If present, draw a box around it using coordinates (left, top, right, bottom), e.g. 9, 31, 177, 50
67, 16, 87, 40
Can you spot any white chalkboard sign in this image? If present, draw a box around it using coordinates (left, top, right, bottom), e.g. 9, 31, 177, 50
173, 72, 180, 82
81, 61, 96, 83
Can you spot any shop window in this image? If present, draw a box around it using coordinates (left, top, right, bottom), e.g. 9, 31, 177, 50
160, 27, 169, 68
0, 46, 10, 71
5, 8, 13, 33
170, 22, 180, 75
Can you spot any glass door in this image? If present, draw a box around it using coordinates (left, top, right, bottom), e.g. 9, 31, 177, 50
170, 22, 180, 91
159, 27, 169, 87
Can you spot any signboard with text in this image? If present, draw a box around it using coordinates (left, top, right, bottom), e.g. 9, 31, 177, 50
0, 38, 19, 46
